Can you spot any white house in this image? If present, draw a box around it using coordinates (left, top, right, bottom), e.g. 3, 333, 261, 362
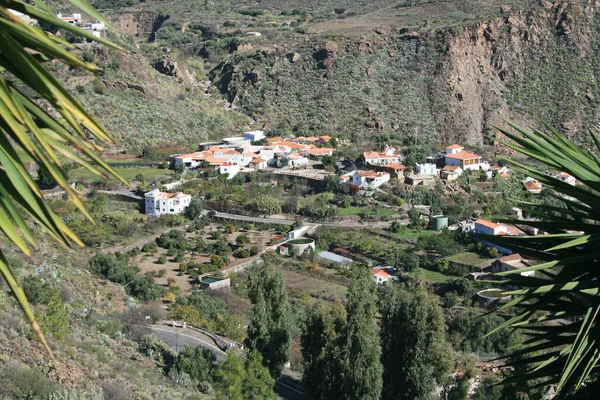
352, 170, 390, 189
522, 177, 543, 194
243, 130, 266, 142
145, 189, 192, 217
555, 172, 576, 186
474, 219, 507, 236
415, 163, 437, 175
487, 254, 535, 277
363, 145, 401, 166
249, 157, 268, 170
85, 22, 105, 31
442, 144, 489, 171
440, 165, 462, 181
371, 267, 395, 284
287, 153, 309, 168
216, 162, 241, 178
487, 165, 509, 179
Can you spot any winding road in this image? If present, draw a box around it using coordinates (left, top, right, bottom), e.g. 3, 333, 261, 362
149, 325, 305, 400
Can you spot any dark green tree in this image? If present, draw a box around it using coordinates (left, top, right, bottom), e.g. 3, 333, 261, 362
243, 350, 277, 399
175, 345, 216, 384
246, 261, 292, 377
379, 284, 454, 400
184, 198, 204, 220
337, 270, 383, 400
301, 302, 346, 399
214, 351, 245, 400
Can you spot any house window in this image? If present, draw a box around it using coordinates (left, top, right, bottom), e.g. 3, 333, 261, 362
170, 209, 174, 212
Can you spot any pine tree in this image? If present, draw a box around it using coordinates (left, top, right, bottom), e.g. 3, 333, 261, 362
337, 269, 383, 400
244, 350, 277, 399
246, 260, 292, 377
379, 284, 454, 400
214, 352, 245, 400
43, 294, 69, 341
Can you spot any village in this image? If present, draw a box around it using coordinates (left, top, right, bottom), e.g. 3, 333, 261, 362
132, 129, 577, 295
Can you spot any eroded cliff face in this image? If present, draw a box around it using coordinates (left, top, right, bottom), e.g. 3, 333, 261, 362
211, 2, 600, 146
435, 1, 600, 145
115, 11, 169, 41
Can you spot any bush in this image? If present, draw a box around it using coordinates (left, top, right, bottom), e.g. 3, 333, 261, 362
157, 256, 167, 264
157, 269, 167, 277
142, 242, 158, 254
0, 365, 59, 399
443, 292, 460, 308
235, 234, 250, 246
22, 275, 57, 304
175, 345, 216, 384
92, 79, 107, 95
138, 334, 175, 365
233, 248, 250, 258
42, 294, 70, 341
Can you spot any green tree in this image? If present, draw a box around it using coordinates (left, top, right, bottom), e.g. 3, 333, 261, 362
243, 350, 277, 399
175, 345, 216, 384
184, 198, 204, 220
22, 275, 57, 305
43, 294, 70, 341
235, 234, 250, 247
246, 261, 292, 377
256, 196, 283, 215
215, 352, 246, 400
379, 285, 453, 400
337, 270, 383, 400
301, 302, 346, 399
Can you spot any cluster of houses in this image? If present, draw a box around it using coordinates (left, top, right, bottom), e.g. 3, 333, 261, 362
170, 130, 336, 179
9, 10, 105, 38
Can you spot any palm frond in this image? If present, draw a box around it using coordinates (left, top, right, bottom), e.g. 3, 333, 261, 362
488, 123, 600, 397
0, 0, 124, 361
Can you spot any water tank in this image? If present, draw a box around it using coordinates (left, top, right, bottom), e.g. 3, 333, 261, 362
431, 215, 448, 231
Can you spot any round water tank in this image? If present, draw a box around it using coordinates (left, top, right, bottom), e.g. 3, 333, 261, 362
431, 215, 448, 231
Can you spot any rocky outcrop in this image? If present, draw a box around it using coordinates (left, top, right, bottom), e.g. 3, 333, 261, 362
116, 11, 169, 41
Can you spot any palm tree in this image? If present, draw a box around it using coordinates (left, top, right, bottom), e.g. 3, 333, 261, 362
486, 122, 600, 398
0, 0, 124, 360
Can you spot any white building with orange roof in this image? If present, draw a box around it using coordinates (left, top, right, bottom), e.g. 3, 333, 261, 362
145, 189, 192, 217
441, 144, 489, 171
305, 147, 335, 159
249, 157, 268, 170
522, 178, 542, 194
363, 145, 401, 166
555, 172, 576, 186
371, 267, 395, 284
352, 170, 390, 188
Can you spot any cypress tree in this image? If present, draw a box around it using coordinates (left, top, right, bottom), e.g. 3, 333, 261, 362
337, 269, 383, 400
246, 259, 292, 377
380, 284, 454, 400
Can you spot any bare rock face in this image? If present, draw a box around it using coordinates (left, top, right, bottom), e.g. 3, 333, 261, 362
116, 12, 169, 42
155, 55, 180, 77
375, 25, 392, 35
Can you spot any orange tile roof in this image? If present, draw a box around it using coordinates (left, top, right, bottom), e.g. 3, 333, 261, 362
504, 225, 526, 236
357, 170, 378, 177
175, 151, 204, 160
383, 163, 406, 170
371, 269, 392, 278
276, 141, 308, 150
475, 219, 501, 230
523, 181, 542, 190
445, 151, 481, 160
446, 144, 464, 149
499, 172, 510, 179
319, 135, 332, 141
266, 137, 283, 144
306, 148, 334, 156
243, 152, 256, 157
499, 254, 523, 262
249, 157, 266, 164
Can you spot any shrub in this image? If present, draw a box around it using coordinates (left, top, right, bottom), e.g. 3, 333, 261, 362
443, 292, 460, 308
42, 294, 70, 341
142, 242, 158, 254
250, 245, 261, 256
235, 234, 250, 246
157, 269, 167, 277
224, 224, 235, 234
138, 334, 175, 365
22, 275, 57, 304
233, 248, 250, 258
157, 256, 167, 264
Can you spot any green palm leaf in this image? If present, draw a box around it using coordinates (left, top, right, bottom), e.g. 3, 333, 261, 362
0, 0, 124, 361
485, 123, 600, 398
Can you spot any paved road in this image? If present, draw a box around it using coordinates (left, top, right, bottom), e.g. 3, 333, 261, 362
211, 211, 297, 226
149, 325, 304, 399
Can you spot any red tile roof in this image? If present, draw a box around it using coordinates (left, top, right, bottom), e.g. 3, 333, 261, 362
523, 181, 542, 190
357, 170, 378, 177
475, 219, 501, 230
446, 144, 464, 149
306, 147, 334, 156
499, 254, 523, 263
445, 151, 481, 160
383, 163, 406, 171
371, 269, 392, 278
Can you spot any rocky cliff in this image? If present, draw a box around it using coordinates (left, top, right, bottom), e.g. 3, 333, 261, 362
210, 1, 600, 146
